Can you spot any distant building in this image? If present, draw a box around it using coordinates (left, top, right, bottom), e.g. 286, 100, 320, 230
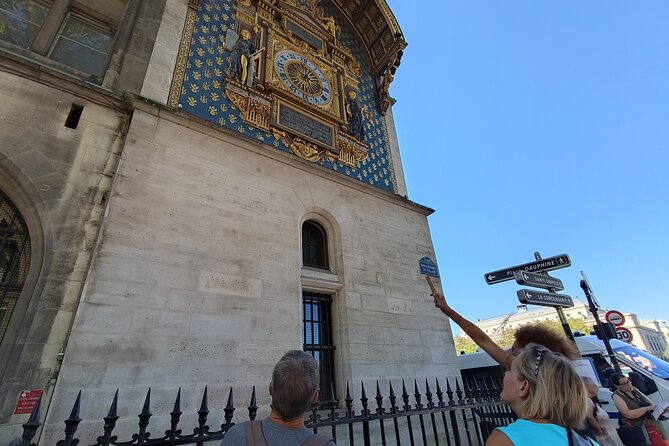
470, 301, 668, 357
623, 314, 668, 358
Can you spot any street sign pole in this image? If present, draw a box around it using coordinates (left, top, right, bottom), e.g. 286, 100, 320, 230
579, 272, 621, 373
535, 252, 575, 343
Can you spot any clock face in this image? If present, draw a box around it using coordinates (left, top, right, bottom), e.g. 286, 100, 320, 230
274, 50, 332, 106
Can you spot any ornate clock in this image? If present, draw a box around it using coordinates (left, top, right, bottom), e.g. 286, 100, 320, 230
222, 0, 372, 170
274, 50, 332, 107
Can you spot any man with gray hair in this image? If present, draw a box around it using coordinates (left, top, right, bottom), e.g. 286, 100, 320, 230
221, 350, 336, 446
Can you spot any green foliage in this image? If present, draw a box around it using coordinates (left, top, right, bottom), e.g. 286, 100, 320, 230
454, 335, 479, 355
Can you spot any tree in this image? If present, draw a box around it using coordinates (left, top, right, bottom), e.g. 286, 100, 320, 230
454, 335, 479, 355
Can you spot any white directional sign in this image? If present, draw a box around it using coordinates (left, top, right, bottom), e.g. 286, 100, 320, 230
605, 310, 625, 327
513, 271, 564, 291
615, 327, 633, 343
485, 254, 571, 285
516, 289, 574, 308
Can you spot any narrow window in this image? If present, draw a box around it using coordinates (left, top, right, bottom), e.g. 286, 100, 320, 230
302, 292, 336, 404
0, 190, 31, 344
302, 220, 328, 269
64, 104, 83, 129
0, 0, 50, 48
48, 12, 112, 77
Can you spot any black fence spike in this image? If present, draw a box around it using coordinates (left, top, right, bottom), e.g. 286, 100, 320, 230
197, 386, 210, 436
200, 386, 209, 412
425, 379, 434, 409
360, 382, 370, 416
60, 390, 82, 444
462, 378, 473, 404
401, 379, 411, 412
455, 378, 463, 402
435, 378, 446, 408
108, 390, 119, 418
223, 388, 235, 432
225, 387, 234, 410
248, 386, 258, 421
27, 394, 42, 425
137, 388, 152, 443
345, 382, 353, 419
69, 390, 82, 419
172, 388, 182, 416
388, 381, 398, 414
140, 388, 152, 417
446, 379, 455, 406
98, 390, 119, 445
20, 393, 42, 445
375, 381, 384, 416
167, 388, 182, 441
413, 379, 422, 410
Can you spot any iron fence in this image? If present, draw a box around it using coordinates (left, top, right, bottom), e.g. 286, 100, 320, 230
21, 377, 513, 446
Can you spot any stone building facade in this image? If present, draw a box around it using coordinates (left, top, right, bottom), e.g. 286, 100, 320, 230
0, 0, 457, 443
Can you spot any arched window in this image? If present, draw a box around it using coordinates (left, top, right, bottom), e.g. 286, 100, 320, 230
0, 190, 31, 344
302, 220, 328, 269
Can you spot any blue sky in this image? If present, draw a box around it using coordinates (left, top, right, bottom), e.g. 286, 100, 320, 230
385, 1, 669, 332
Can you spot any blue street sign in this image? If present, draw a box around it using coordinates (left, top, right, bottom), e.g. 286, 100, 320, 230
419, 256, 439, 278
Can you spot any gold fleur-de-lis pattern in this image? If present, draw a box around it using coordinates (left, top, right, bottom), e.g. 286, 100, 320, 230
175, 0, 397, 193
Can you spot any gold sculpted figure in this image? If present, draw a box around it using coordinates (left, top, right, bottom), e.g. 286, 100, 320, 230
228, 29, 262, 86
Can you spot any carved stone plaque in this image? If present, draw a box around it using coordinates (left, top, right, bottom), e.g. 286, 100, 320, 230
277, 102, 335, 149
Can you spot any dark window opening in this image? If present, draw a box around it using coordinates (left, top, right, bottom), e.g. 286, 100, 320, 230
0, 189, 31, 344
302, 292, 336, 406
64, 104, 83, 128
302, 220, 328, 269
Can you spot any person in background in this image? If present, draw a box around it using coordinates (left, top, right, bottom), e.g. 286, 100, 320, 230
221, 350, 335, 446
432, 292, 579, 370
610, 372, 669, 446
485, 343, 596, 446
582, 377, 625, 446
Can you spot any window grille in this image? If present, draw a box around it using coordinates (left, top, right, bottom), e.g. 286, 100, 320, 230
0, 190, 31, 344
302, 292, 336, 404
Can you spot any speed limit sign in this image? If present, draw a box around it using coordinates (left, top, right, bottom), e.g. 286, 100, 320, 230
615, 327, 633, 343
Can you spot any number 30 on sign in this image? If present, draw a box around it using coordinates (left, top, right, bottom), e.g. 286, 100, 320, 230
615, 327, 633, 343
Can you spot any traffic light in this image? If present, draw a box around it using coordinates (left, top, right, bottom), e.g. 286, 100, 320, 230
593, 322, 617, 340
